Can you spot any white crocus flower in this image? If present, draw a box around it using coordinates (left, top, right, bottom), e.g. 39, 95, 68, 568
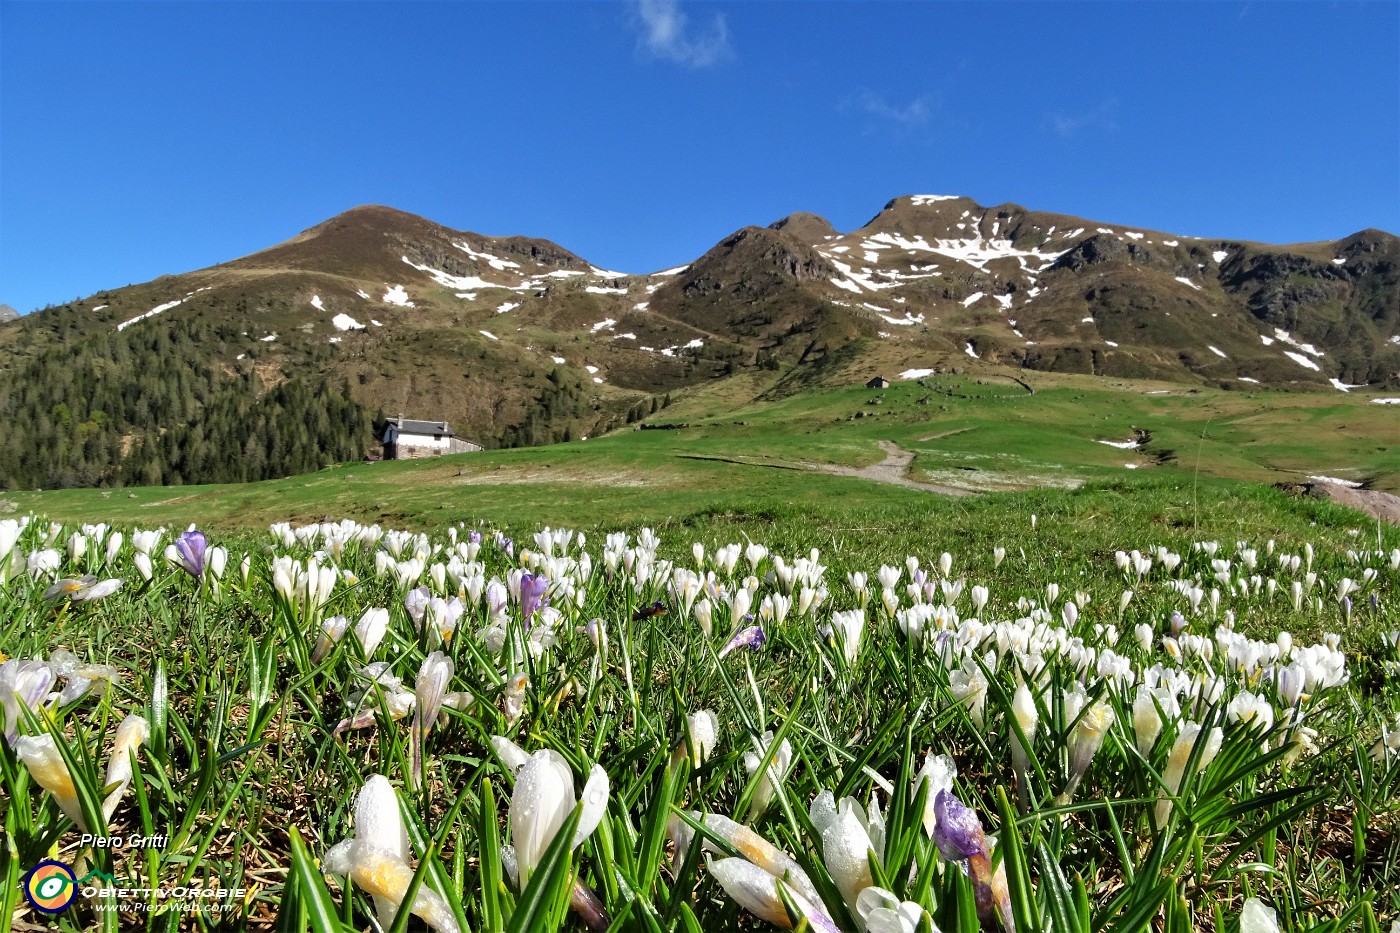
680, 710, 719, 768
492, 741, 609, 887
856, 887, 930, 933
15, 734, 87, 828
311, 617, 350, 664
911, 751, 956, 836
411, 652, 454, 787
1155, 722, 1223, 825
825, 609, 865, 666
693, 597, 714, 637
323, 775, 459, 933
949, 666, 989, 729
708, 857, 840, 932
102, 714, 150, 822
1, 659, 56, 747
1010, 681, 1038, 810
743, 731, 793, 822
809, 790, 881, 911
355, 608, 390, 658
1239, 897, 1280, 933
1058, 696, 1114, 806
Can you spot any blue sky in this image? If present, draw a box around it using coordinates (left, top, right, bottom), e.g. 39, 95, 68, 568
2, 1, 1397, 314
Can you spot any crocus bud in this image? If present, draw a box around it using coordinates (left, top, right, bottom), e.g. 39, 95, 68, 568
103, 714, 150, 821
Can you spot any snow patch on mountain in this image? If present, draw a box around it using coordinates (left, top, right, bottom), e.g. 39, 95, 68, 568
455, 241, 521, 270
332, 313, 365, 331
1282, 351, 1320, 371
1310, 475, 1362, 488
117, 298, 184, 332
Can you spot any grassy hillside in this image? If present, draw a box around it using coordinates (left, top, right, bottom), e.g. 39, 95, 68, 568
4, 374, 1394, 537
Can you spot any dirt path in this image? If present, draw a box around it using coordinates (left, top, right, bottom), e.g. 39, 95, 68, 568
812, 440, 973, 496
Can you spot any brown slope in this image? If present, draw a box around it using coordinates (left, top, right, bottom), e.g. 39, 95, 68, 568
768, 211, 839, 244
647, 225, 869, 364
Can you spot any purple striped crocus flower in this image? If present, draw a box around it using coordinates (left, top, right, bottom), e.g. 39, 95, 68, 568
174, 530, 208, 580
718, 622, 766, 659
520, 572, 549, 628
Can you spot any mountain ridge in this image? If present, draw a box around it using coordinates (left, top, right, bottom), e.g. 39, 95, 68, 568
0, 193, 1395, 490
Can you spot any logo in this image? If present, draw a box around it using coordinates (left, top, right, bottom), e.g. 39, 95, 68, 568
23, 860, 78, 914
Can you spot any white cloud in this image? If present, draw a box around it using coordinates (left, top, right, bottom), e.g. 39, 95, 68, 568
852, 91, 935, 127
632, 0, 732, 68
1044, 98, 1120, 138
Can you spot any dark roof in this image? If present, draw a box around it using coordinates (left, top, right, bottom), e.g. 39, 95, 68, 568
384, 417, 454, 437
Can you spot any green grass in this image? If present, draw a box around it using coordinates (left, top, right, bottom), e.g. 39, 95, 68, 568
1, 495, 1397, 931
4, 375, 1394, 536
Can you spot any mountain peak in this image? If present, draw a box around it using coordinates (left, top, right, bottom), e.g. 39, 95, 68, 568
0, 303, 17, 322
768, 211, 839, 243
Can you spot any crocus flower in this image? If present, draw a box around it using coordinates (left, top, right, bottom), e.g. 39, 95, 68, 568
932, 790, 1015, 933
809, 790, 882, 911
912, 751, 957, 836
333, 688, 415, 736
311, 617, 351, 664
1, 658, 56, 747
743, 730, 792, 822
47, 649, 120, 705
16, 734, 88, 829
44, 576, 123, 603
411, 652, 454, 787
102, 714, 150, 821
821, 609, 865, 666
855, 887, 931, 933
949, 666, 989, 729
520, 572, 549, 628
1239, 898, 1280, 933
323, 774, 460, 933
678, 709, 718, 768
693, 598, 714, 636
1010, 682, 1038, 811
491, 738, 609, 887
719, 623, 766, 659
1154, 722, 1223, 826
404, 586, 431, 628
1057, 697, 1114, 806
172, 529, 208, 580
354, 608, 390, 658
708, 857, 840, 932
503, 672, 529, 728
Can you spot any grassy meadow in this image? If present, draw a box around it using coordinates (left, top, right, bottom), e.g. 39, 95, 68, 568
2, 375, 1398, 933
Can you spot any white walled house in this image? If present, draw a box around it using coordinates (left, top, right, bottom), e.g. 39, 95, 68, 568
379, 417, 482, 460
